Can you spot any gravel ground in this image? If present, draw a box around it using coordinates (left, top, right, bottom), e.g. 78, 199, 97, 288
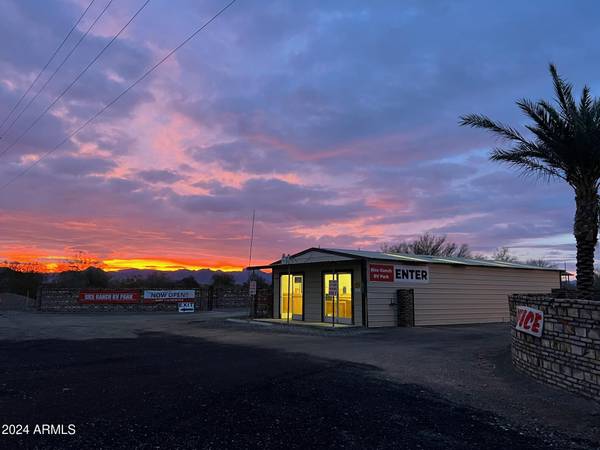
0, 311, 598, 449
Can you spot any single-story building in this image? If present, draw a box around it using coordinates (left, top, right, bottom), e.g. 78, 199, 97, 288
247, 247, 563, 327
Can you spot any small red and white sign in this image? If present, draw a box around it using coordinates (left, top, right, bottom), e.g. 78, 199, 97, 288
515, 306, 544, 337
79, 290, 140, 304
369, 263, 430, 284
369, 264, 394, 282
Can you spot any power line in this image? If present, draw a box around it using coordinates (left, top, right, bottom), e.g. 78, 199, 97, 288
0, 0, 238, 191
0, 0, 96, 135
0, 0, 150, 161
0, 0, 113, 148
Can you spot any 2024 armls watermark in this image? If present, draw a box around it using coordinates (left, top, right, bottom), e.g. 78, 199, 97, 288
2, 424, 76, 436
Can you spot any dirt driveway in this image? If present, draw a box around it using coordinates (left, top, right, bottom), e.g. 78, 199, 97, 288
1, 311, 598, 449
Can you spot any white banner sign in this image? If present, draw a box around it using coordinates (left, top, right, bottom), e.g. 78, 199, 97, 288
249, 280, 257, 295
178, 302, 195, 313
143, 290, 196, 301
515, 306, 544, 337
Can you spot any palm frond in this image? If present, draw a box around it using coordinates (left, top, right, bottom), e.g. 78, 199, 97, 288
549, 63, 578, 120
490, 146, 566, 181
580, 85, 592, 113
459, 114, 527, 143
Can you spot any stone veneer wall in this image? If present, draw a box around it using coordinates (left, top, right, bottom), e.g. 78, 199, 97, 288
509, 294, 600, 401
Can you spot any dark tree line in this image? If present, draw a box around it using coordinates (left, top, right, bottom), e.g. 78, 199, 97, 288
0, 266, 270, 298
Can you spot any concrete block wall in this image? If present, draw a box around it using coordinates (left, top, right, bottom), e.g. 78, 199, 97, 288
39, 287, 209, 312
509, 294, 600, 401
252, 288, 273, 318
212, 287, 251, 308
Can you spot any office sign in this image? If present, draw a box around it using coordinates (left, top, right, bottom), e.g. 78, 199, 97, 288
369, 264, 430, 284
515, 306, 544, 337
178, 302, 195, 313
143, 290, 196, 302
328, 280, 338, 297
369, 264, 394, 282
79, 290, 140, 304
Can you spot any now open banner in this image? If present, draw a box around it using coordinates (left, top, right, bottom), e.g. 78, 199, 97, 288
143, 290, 196, 302
369, 263, 430, 284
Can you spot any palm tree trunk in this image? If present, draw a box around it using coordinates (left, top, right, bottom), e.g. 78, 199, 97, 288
573, 185, 599, 299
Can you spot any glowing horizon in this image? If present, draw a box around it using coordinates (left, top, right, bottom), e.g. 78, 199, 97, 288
0, 255, 248, 273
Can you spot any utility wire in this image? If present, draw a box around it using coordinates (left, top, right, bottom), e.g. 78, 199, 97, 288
0, 0, 114, 151
0, 0, 238, 191
0, 0, 96, 136
0, 0, 151, 161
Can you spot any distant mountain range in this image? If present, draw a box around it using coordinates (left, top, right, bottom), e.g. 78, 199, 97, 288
108, 268, 270, 285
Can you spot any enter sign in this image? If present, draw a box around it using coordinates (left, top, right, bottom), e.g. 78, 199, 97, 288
515, 306, 544, 337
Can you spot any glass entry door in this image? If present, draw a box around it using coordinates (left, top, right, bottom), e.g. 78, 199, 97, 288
323, 272, 352, 324
280, 274, 303, 320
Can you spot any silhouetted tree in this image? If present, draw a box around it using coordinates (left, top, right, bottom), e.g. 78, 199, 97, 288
144, 272, 174, 288
461, 64, 600, 299
210, 272, 236, 289
54, 267, 109, 288
525, 258, 558, 268
242, 272, 270, 290
179, 276, 200, 288
65, 251, 101, 272
381, 233, 472, 257
0, 267, 44, 298
492, 247, 519, 263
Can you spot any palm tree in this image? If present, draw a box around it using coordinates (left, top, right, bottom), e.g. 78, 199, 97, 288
460, 64, 600, 299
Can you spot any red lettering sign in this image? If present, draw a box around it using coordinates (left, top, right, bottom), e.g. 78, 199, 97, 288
78, 290, 141, 304
515, 306, 544, 337
369, 264, 394, 282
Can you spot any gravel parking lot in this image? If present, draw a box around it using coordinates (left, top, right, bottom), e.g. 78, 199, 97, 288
0, 311, 598, 449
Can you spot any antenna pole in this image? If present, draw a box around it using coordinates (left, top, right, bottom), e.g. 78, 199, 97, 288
248, 209, 256, 267
248, 209, 256, 319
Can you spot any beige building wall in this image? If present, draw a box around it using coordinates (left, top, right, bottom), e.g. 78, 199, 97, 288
367, 264, 561, 327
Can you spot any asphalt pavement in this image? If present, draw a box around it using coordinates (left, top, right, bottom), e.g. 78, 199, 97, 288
0, 311, 598, 449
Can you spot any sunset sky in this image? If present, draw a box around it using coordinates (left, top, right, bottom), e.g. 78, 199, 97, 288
0, 0, 598, 272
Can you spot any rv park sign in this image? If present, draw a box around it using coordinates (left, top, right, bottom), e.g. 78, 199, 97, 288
369, 263, 430, 284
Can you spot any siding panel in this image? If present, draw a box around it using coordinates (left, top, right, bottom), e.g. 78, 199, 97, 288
367, 264, 560, 327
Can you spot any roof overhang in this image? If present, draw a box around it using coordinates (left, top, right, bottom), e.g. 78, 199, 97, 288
246, 247, 565, 272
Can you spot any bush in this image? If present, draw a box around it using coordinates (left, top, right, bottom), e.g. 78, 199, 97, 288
0, 268, 45, 298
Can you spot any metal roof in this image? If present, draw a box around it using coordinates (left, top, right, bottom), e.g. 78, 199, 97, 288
247, 247, 563, 272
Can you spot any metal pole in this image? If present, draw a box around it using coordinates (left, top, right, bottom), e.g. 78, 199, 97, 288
247, 209, 256, 319
336, 272, 340, 327
250, 269, 256, 318
287, 256, 291, 324
248, 209, 255, 267
332, 267, 336, 328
